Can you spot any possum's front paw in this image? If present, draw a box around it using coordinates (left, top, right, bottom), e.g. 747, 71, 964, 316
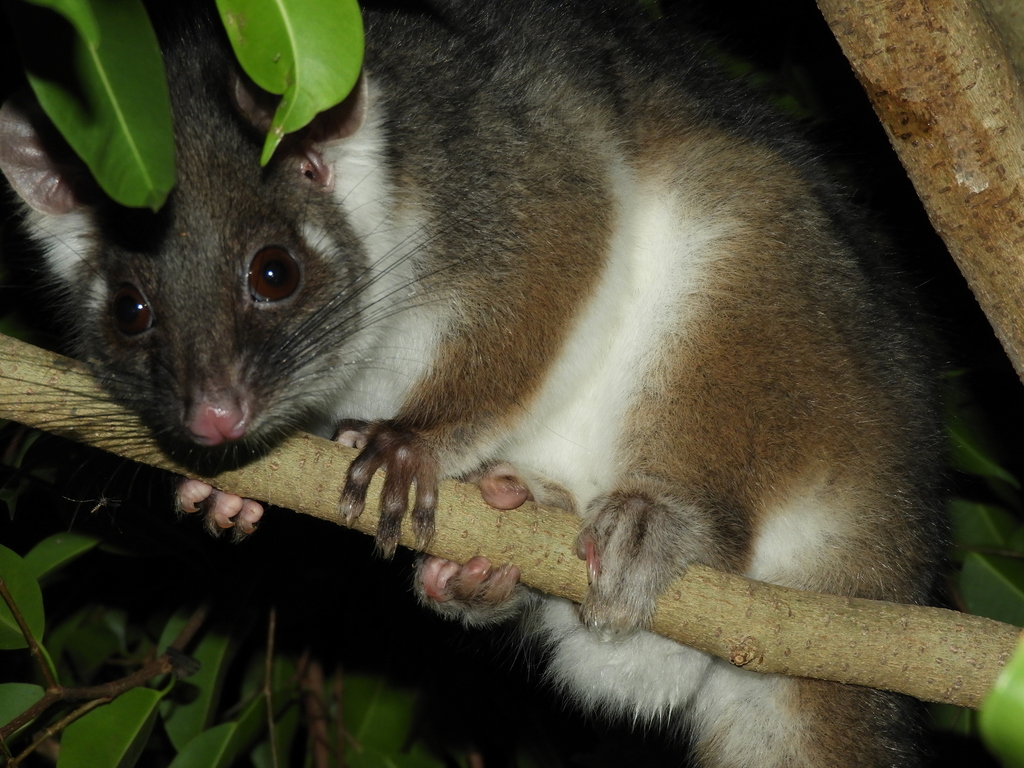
175, 479, 264, 539
337, 420, 440, 557
575, 490, 687, 637
415, 555, 526, 627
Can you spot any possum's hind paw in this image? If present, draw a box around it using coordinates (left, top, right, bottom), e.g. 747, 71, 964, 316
415, 555, 527, 627
175, 478, 264, 539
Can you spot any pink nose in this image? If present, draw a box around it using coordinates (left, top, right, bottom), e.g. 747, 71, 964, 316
188, 402, 248, 446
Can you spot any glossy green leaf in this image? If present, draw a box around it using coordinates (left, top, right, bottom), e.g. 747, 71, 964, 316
6, 429, 43, 470
24, 531, 101, 580
0, 544, 45, 650
0, 478, 28, 519
344, 674, 445, 768
215, 0, 364, 163
226, 688, 271, 754
57, 687, 164, 768
250, 694, 299, 768
1007, 526, 1024, 554
46, 606, 125, 679
166, 675, 274, 768
10, 0, 175, 209
950, 499, 1018, 553
945, 373, 1022, 495
22, 0, 100, 43
167, 722, 238, 768
981, 639, 1024, 767
961, 553, 1024, 627
0, 682, 45, 738
160, 614, 236, 751
930, 702, 976, 736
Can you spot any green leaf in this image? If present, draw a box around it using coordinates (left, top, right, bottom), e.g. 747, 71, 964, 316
160, 615, 236, 751
981, 639, 1024, 767
57, 687, 164, 768
166, 722, 238, 768
226, 688, 270, 753
166, 681, 274, 768
7, 429, 43, 470
346, 674, 417, 752
215, 0, 364, 163
250, 693, 299, 768
9, 0, 176, 210
949, 499, 1018, 553
24, 531, 101, 580
929, 702, 976, 736
0, 544, 45, 650
961, 552, 1024, 626
47, 606, 127, 680
245, 653, 301, 768
0, 682, 45, 738
945, 373, 1022, 497
0, 478, 28, 519
344, 675, 445, 768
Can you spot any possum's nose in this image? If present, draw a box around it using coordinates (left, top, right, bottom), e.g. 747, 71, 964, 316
187, 397, 250, 445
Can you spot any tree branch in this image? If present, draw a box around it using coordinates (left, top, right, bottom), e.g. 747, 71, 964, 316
815, 0, 1024, 382
0, 598, 207, 744
0, 333, 1018, 708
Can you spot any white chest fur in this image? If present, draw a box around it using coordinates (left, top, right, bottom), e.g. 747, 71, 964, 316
500, 158, 732, 510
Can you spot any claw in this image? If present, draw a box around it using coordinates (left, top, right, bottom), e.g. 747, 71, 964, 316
338, 421, 440, 556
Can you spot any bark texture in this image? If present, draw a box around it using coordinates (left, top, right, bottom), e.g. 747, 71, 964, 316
816, 0, 1024, 381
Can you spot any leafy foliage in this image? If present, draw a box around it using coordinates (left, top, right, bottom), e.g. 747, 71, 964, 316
0, 425, 481, 768
2, 0, 363, 210
6, 0, 175, 210
216, 0, 364, 164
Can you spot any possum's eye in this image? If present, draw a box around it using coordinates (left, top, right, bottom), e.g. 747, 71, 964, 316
248, 246, 300, 302
112, 284, 153, 335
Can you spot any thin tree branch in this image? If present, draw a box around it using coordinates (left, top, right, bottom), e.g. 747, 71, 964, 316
8, 697, 112, 768
0, 598, 207, 743
0, 577, 56, 690
0, 332, 1020, 709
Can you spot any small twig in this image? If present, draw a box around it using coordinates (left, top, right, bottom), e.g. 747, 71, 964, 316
0, 603, 208, 743
300, 657, 331, 768
333, 669, 345, 768
169, 603, 209, 651
264, 607, 279, 768
8, 697, 112, 768
0, 577, 57, 690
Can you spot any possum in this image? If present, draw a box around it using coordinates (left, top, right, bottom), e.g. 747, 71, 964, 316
0, 1, 945, 765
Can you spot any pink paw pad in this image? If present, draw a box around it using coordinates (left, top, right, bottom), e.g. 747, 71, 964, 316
419, 555, 521, 605
175, 479, 264, 535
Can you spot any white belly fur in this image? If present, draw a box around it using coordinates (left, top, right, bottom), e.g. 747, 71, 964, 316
501, 159, 746, 720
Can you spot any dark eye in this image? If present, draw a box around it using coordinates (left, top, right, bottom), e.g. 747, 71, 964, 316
248, 246, 300, 302
112, 284, 153, 335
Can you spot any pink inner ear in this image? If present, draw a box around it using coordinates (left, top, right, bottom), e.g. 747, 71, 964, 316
300, 148, 335, 190
0, 97, 82, 216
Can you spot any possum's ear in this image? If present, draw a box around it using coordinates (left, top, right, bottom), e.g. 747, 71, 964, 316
0, 94, 86, 216
305, 71, 368, 143
232, 68, 368, 142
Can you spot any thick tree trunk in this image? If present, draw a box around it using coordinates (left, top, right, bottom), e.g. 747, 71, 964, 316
816, 0, 1024, 382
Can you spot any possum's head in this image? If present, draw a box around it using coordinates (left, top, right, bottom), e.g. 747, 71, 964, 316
0, 33, 375, 469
